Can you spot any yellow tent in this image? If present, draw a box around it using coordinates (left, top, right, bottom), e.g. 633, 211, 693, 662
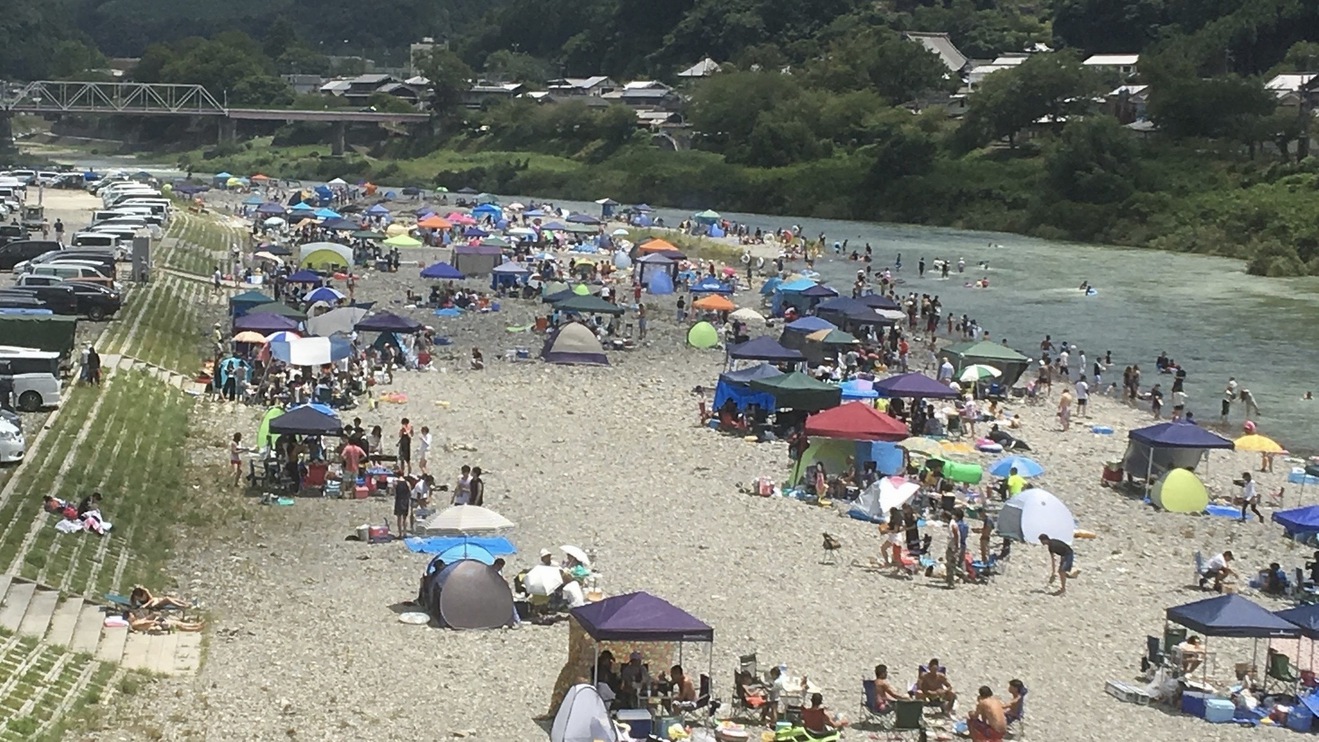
299, 248, 349, 269
686, 321, 718, 349
1152, 468, 1209, 513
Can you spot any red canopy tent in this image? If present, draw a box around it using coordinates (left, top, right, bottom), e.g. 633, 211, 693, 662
804, 402, 907, 441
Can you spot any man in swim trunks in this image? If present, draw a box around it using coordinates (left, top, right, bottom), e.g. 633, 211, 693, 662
968, 685, 1007, 741
914, 659, 956, 714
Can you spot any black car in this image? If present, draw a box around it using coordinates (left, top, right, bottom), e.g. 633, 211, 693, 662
63, 280, 122, 320
0, 225, 26, 245
0, 285, 77, 315
0, 240, 59, 270
0, 294, 47, 310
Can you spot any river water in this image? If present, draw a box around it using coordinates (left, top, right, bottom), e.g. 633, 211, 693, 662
46, 152, 1319, 450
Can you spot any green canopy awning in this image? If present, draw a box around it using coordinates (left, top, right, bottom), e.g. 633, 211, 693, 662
749, 371, 842, 411
554, 294, 625, 315
943, 341, 1032, 386
248, 302, 308, 320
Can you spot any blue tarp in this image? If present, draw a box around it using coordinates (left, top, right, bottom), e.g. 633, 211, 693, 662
1273, 505, 1319, 535
1166, 594, 1302, 638
713, 380, 777, 413
647, 271, 675, 295
405, 536, 517, 555
1129, 422, 1235, 449
691, 276, 734, 295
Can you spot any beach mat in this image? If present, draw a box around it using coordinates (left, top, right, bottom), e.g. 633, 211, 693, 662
1205, 504, 1242, 519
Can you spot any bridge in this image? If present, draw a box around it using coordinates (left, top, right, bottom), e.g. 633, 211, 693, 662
0, 80, 431, 154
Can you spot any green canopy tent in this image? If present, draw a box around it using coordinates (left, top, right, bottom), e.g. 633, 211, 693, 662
749, 372, 842, 411
248, 302, 308, 320
554, 294, 625, 316
943, 341, 1032, 387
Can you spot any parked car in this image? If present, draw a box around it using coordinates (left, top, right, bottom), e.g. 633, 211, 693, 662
0, 418, 23, 463
0, 284, 77, 315
0, 240, 60, 271
57, 280, 121, 320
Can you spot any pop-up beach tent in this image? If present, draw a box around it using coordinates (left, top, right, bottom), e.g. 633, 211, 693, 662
542, 323, 608, 365
943, 341, 1032, 386
687, 321, 719, 349
1151, 468, 1210, 513
998, 488, 1075, 545
424, 560, 515, 630
551, 684, 617, 742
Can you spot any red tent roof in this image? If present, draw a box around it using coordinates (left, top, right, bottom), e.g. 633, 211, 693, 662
804, 402, 907, 441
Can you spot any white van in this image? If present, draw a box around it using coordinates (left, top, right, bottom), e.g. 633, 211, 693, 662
29, 264, 116, 288
0, 348, 62, 411
70, 232, 118, 249
116, 199, 171, 217
101, 185, 157, 203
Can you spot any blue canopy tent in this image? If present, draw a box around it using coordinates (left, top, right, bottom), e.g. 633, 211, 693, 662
490, 262, 530, 291
727, 337, 805, 365
1273, 505, 1319, 539
421, 262, 465, 280
321, 217, 358, 231
471, 204, 503, 222
284, 270, 324, 285
256, 202, 287, 216
314, 207, 342, 219
365, 204, 390, 217
858, 293, 901, 311
463, 226, 489, 238
771, 278, 818, 316
779, 315, 838, 352
1125, 422, 1234, 490
1166, 594, 1302, 681
714, 364, 781, 414
690, 276, 734, 295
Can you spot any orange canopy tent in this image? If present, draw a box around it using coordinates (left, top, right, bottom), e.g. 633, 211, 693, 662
693, 295, 735, 312
639, 238, 679, 253
417, 215, 452, 229
250, 173, 270, 181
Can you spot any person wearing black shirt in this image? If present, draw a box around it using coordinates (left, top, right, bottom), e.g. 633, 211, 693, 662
1039, 535, 1077, 596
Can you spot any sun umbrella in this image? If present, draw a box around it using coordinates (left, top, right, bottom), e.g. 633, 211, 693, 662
385, 223, 407, 236
1234, 434, 1285, 453
693, 294, 735, 312
899, 437, 943, 457
988, 455, 1044, 478
524, 564, 564, 596
423, 505, 515, 534
878, 477, 920, 512
383, 234, 422, 248
611, 228, 629, 236
232, 331, 267, 344
959, 364, 1002, 382
263, 216, 286, 227
730, 307, 765, 323
806, 328, 860, 345
264, 331, 301, 344
303, 286, 345, 303
254, 250, 284, 264
561, 545, 591, 568
999, 488, 1076, 545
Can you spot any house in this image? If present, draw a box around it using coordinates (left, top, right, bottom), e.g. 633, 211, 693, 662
636, 110, 685, 128
903, 32, 969, 76
601, 82, 683, 110
342, 74, 396, 105
320, 79, 353, 96
376, 82, 423, 106
967, 55, 1028, 88
545, 77, 617, 96
523, 93, 612, 108
1083, 54, 1139, 79
1267, 73, 1318, 107
677, 58, 721, 79
465, 82, 525, 108
1106, 84, 1150, 124
283, 74, 325, 95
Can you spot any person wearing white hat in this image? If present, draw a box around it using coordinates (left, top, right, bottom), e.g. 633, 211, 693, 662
539, 549, 553, 565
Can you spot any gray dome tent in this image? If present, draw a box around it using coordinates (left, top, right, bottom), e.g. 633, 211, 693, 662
423, 560, 515, 630
541, 322, 608, 366
551, 683, 617, 742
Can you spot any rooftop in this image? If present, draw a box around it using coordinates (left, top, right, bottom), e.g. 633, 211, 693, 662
1084, 54, 1140, 67
903, 32, 969, 73
677, 58, 720, 78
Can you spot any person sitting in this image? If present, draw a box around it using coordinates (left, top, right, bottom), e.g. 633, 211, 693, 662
127, 610, 204, 633
736, 670, 768, 711
870, 664, 904, 714
618, 651, 649, 708
1199, 550, 1235, 592
1176, 636, 1206, 674
913, 658, 957, 714
967, 686, 1008, 741
128, 586, 189, 611
1004, 679, 1027, 727
800, 692, 848, 738
77, 492, 103, 516
665, 664, 698, 712
470, 347, 484, 370
1262, 562, 1288, 595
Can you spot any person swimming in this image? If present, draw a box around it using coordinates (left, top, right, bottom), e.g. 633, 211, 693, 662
1079, 281, 1090, 292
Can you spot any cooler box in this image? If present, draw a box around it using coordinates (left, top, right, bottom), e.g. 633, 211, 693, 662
1181, 691, 1208, 718
616, 709, 652, 739
1204, 699, 1234, 723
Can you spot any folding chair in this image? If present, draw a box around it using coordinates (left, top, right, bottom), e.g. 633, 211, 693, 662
731, 654, 764, 720
1140, 635, 1165, 678
859, 679, 893, 725
1193, 551, 1204, 586
1266, 648, 1301, 693
821, 533, 842, 565
677, 674, 716, 727
1162, 626, 1187, 655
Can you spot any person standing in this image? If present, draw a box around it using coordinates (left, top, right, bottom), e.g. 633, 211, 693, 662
87, 346, 101, 386
229, 433, 246, 486
417, 426, 432, 475
637, 303, 648, 340
1241, 389, 1261, 421
918, 257, 926, 277
943, 511, 962, 589
1149, 383, 1164, 418
1222, 377, 1238, 425
212, 266, 222, 293
397, 418, 413, 476
1240, 472, 1263, 523
53, 219, 64, 245
1171, 387, 1188, 421
1057, 387, 1074, 431
469, 467, 485, 507
1074, 375, 1089, 418
675, 294, 686, 323
1039, 534, 1077, 596
453, 464, 472, 505
393, 473, 412, 538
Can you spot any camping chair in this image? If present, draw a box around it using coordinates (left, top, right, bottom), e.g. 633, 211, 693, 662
1266, 648, 1301, 693
1162, 626, 1188, 655
859, 679, 893, 725
821, 533, 842, 565
884, 699, 926, 740
677, 674, 716, 726
731, 654, 767, 719
1140, 635, 1165, 678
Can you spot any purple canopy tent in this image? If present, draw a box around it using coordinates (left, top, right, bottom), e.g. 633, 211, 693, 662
571, 591, 714, 687
874, 372, 961, 399
727, 336, 805, 365
354, 311, 424, 333
1127, 422, 1234, 490
233, 312, 300, 334
800, 284, 839, 298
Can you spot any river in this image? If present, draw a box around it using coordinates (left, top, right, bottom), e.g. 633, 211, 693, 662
43, 150, 1319, 452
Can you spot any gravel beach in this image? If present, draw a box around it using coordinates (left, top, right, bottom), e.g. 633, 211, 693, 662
68, 193, 1308, 742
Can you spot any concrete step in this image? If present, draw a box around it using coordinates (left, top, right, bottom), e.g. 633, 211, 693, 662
69, 601, 103, 655
172, 632, 202, 675
119, 632, 150, 670
45, 596, 83, 647
145, 632, 179, 674
17, 588, 59, 638
0, 581, 36, 632
94, 622, 127, 663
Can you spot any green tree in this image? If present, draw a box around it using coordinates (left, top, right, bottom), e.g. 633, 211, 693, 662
1146, 74, 1276, 142
806, 29, 956, 104
481, 50, 551, 84
415, 48, 475, 130
48, 39, 107, 79
1051, 0, 1168, 54
958, 53, 1100, 149
1044, 117, 1139, 204
688, 71, 802, 154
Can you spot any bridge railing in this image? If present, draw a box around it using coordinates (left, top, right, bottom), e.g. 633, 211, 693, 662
0, 81, 228, 115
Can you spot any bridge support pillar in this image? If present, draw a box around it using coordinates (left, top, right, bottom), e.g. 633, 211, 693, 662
330, 121, 346, 156
0, 113, 14, 156
217, 118, 236, 145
